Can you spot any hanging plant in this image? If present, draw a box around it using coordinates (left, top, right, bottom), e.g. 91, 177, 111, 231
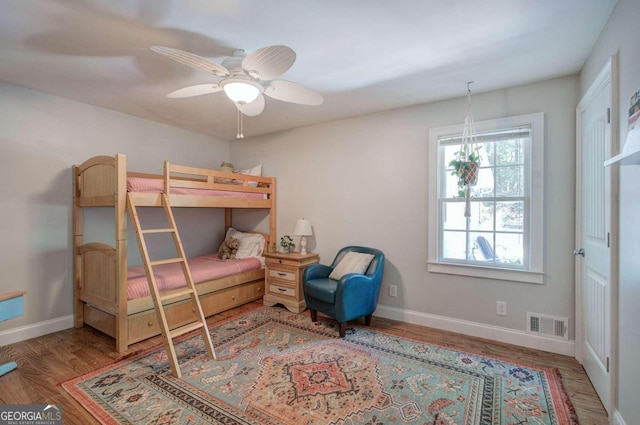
450, 82, 481, 217
449, 148, 480, 197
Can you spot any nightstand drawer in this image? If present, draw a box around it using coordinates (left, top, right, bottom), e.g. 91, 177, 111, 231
269, 269, 296, 281
269, 284, 295, 297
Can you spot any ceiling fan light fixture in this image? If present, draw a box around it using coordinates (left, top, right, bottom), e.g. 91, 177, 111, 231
152, 45, 323, 137
221, 80, 261, 104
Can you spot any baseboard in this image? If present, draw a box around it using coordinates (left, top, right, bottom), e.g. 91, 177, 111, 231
613, 410, 626, 425
374, 304, 575, 357
0, 315, 74, 347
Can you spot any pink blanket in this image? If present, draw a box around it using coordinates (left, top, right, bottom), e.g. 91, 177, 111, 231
127, 177, 264, 198
127, 254, 262, 300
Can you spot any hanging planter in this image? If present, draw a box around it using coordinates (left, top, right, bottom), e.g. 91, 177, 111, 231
450, 82, 481, 217
450, 151, 480, 189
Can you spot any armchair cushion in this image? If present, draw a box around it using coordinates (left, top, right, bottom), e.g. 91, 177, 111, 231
303, 278, 337, 304
328, 252, 374, 280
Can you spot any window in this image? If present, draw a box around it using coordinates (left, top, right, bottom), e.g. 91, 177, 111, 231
428, 113, 544, 284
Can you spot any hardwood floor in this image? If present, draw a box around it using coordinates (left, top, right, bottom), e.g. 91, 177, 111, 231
0, 302, 608, 424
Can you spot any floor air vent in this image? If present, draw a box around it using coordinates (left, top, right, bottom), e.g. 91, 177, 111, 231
526, 313, 569, 340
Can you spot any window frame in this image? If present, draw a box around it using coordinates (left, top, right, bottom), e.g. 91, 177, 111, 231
427, 112, 545, 284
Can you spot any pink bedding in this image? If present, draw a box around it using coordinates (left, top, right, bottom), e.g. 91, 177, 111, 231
127, 254, 262, 300
127, 177, 264, 198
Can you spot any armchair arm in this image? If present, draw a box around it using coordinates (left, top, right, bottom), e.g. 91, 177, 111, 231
334, 273, 380, 322
336, 273, 376, 297
303, 264, 333, 281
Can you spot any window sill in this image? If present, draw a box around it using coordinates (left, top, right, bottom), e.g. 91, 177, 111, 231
426, 261, 544, 284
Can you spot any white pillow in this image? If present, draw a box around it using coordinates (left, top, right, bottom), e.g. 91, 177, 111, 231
225, 227, 265, 259
329, 252, 375, 280
233, 164, 262, 187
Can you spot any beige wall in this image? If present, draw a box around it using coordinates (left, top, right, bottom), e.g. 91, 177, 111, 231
0, 82, 229, 335
581, 0, 640, 423
231, 75, 579, 341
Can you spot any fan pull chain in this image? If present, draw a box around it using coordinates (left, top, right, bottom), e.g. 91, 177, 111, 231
236, 109, 245, 139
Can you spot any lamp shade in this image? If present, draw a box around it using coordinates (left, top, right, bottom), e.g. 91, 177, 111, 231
294, 219, 312, 236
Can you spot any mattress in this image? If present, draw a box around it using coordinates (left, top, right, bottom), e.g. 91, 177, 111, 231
127, 254, 262, 300
127, 177, 265, 198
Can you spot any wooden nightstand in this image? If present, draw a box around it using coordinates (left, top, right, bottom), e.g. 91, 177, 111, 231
263, 252, 319, 313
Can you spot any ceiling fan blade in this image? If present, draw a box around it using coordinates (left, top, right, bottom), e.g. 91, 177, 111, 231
242, 45, 296, 81
236, 94, 265, 117
167, 84, 222, 98
151, 46, 230, 77
264, 80, 323, 105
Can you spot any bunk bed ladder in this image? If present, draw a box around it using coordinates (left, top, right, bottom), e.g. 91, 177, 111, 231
127, 193, 216, 378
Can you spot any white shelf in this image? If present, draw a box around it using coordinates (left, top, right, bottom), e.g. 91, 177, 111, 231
604, 127, 640, 166
604, 150, 640, 166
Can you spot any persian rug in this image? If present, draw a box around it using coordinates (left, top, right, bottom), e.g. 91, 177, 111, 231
63, 306, 578, 425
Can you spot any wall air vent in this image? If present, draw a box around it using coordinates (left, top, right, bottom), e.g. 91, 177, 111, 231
526, 312, 569, 340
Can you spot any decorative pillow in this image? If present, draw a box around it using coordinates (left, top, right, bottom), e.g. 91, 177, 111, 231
233, 164, 262, 187
224, 227, 265, 259
329, 252, 375, 280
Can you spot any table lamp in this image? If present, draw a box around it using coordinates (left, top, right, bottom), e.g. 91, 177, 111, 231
294, 219, 313, 254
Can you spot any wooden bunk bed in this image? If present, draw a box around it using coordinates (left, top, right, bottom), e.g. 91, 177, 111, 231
73, 154, 276, 353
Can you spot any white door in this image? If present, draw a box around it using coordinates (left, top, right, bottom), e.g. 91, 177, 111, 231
575, 58, 617, 414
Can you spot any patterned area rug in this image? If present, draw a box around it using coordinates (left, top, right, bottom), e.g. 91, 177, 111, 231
63, 307, 578, 424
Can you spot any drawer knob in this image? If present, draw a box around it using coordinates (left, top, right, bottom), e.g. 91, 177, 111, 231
279, 260, 282, 264
147, 321, 153, 327
257, 287, 262, 292
231, 295, 236, 300
192, 308, 196, 313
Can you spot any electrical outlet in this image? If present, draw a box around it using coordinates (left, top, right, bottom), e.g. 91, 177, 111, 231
496, 301, 507, 316
389, 284, 397, 297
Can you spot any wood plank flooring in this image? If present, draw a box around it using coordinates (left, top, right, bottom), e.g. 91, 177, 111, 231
0, 302, 608, 424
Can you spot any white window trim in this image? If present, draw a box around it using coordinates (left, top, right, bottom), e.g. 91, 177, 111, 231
427, 112, 545, 284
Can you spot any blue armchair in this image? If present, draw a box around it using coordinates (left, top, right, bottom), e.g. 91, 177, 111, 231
303, 246, 385, 337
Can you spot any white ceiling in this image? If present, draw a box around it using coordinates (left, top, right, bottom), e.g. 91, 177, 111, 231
1, 0, 617, 141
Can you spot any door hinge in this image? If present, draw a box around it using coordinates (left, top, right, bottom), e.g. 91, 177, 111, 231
607, 107, 611, 124
607, 232, 610, 248
606, 356, 610, 373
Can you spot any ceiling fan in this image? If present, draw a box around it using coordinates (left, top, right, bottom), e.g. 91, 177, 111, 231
151, 45, 323, 138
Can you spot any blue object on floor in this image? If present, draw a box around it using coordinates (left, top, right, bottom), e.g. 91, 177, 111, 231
0, 361, 17, 376
0, 291, 26, 377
